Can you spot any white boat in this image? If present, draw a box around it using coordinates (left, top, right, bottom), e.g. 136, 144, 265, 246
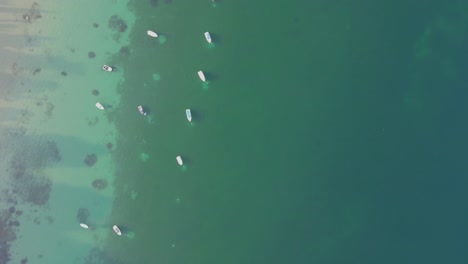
80, 223, 89, 229
197, 71, 206, 82
185, 109, 192, 122
176, 155, 183, 166
96, 102, 104, 110
138, 105, 147, 116
204, 32, 212, 43
113, 225, 122, 236
147, 30, 158, 38
102, 65, 114, 72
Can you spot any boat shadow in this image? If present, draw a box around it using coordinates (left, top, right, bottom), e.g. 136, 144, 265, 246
181, 156, 191, 170
141, 105, 152, 116
190, 109, 204, 123
210, 33, 222, 45
205, 71, 220, 82
144, 34, 169, 46
117, 225, 132, 235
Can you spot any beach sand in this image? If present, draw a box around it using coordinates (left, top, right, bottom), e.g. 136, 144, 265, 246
0, 0, 134, 263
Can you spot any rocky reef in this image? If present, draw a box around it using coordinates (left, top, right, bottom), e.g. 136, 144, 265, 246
84, 154, 97, 167
108, 15, 127, 32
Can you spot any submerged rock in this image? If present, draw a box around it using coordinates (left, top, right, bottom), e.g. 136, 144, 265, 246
106, 142, 113, 150
84, 154, 97, 167
33, 68, 41, 75
108, 15, 127, 32
22, 3, 41, 23
92, 179, 107, 190
119, 46, 130, 57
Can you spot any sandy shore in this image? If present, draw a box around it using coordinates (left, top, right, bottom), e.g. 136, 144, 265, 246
0, 0, 134, 263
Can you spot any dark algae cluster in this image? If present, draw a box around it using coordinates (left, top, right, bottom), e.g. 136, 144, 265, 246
84, 154, 98, 167
92, 179, 108, 190
108, 15, 128, 32
7, 140, 60, 205
22, 2, 41, 23
2, 138, 61, 261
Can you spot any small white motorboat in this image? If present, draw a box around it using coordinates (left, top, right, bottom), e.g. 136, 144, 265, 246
147, 30, 158, 38
204, 32, 212, 43
197, 70, 206, 82
185, 109, 192, 122
80, 223, 89, 229
138, 105, 147, 116
113, 225, 122, 236
96, 102, 104, 110
102, 65, 114, 72
176, 155, 183, 166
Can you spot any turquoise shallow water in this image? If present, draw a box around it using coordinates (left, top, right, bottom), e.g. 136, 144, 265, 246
2, 0, 468, 263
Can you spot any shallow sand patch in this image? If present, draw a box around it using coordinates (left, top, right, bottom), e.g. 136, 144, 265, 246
0, 0, 135, 262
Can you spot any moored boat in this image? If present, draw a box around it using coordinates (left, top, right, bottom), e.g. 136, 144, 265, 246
204, 32, 212, 43
80, 223, 89, 229
185, 109, 192, 122
102, 65, 115, 72
96, 102, 104, 110
176, 155, 183, 166
147, 30, 158, 37
197, 71, 206, 82
113, 225, 122, 236
138, 105, 147, 116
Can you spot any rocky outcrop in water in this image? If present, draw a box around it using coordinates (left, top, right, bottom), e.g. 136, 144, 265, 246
108, 15, 127, 32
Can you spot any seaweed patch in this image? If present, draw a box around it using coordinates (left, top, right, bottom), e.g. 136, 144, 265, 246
92, 179, 108, 190
22, 3, 41, 23
108, 15, 127, 32
84, 154, 97, 167
119, 46, 130, 57
6, 140, 60, 205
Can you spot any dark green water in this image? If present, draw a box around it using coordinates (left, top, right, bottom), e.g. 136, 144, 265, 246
108, 0, 468, 263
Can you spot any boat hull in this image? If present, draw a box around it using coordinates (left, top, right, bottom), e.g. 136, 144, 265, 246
197, 71, 206, 82
176, 155, 183, 166
147, 30, 158, 37
113, 225, 122, 236
96, 102, 104, 110
102, 65, 114, 72
80, 223, 89, 229
204, 32, 212, 43
138, 105, 147, 116
185, 109, 192, 122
